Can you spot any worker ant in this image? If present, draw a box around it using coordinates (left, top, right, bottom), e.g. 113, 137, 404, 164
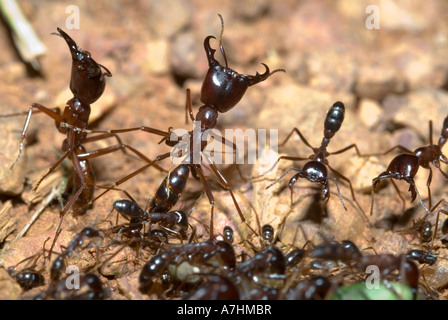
138, 238, 236, 295
50, 227, 102, 281
369, 115, 448, 216
267, 101, 366, 219
109, 164, 190, 249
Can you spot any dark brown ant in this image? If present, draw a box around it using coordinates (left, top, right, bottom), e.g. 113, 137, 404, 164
36, 273, 105, 300
310, 240, 362, 264
369, 115, 448, 216
111, 164, 190, 243
77, 15, 284, 238
223, 226, 234, 244
139, 239, 236, 294
7, 269, 45, 291
400, 215, 433, 243
261, 224, 275, 245
267, 101, 366, 219
407, 249, 437, 266
236, 246, 286, 289
284, 248, 306, 269
50, 227, 102, 281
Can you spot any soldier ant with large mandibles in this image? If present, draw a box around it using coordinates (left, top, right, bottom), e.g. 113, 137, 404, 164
74, 14, 285, 238
267, 101, 367, 220
3, 28, 171, 258
368, 115, 448, 216
4, 28, 169, 217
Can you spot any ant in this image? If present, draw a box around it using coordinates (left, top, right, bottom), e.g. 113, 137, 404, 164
267, 101, 366, 219
4, 28, 167, 257
309, 240, 362, 265
110, 164, 190, 247
407, 249, 437, 266
369, 115, 448, 216
36, 273, 105, 300
76, 14, 284, 238
50, 227, 102, 281
138, 238, 236, 295
236, 245, 286, 290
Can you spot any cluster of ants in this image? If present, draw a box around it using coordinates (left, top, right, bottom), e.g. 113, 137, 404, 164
2, 15, 448, 300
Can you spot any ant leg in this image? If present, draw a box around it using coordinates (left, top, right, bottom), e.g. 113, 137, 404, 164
327, 163, 365, 215
77, 143, 166, 173
203, 157, 259, 238
436, 164, 448, 181
266, 167, 301, 190
12, 103, 62, 169
185, 89, 195, 124
430, 199, 448, 212
328, 144, 364, 157
279, 128, 315, 152
33, 151, 70, 191
82, 133, 129, 156
60, 122, 171, 139
362, 145, 413, 158
264, 155, 309, 175
190, 165, 216, 239
324, 177, 347, 211
214, 134, 252, 182
405, 178, 432, 215
90, 152, 172, 204
426, 167, 433, 209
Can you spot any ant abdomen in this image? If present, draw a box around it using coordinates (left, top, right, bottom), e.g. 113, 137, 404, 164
149, 164, 190, 213
113, 199, 145, 220
323, 101, 345, 140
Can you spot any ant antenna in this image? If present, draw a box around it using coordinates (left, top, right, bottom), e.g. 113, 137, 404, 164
217, 13, 228, 68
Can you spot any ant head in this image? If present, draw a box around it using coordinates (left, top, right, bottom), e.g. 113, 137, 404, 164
56, 28, 112, 105
200, 35, 283, 114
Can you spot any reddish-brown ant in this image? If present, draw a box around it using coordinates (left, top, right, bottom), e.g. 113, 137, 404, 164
77, 15, 284, 238
3, 28, 169, 258
369, 115, 448, 216
267, 101, 366, 219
